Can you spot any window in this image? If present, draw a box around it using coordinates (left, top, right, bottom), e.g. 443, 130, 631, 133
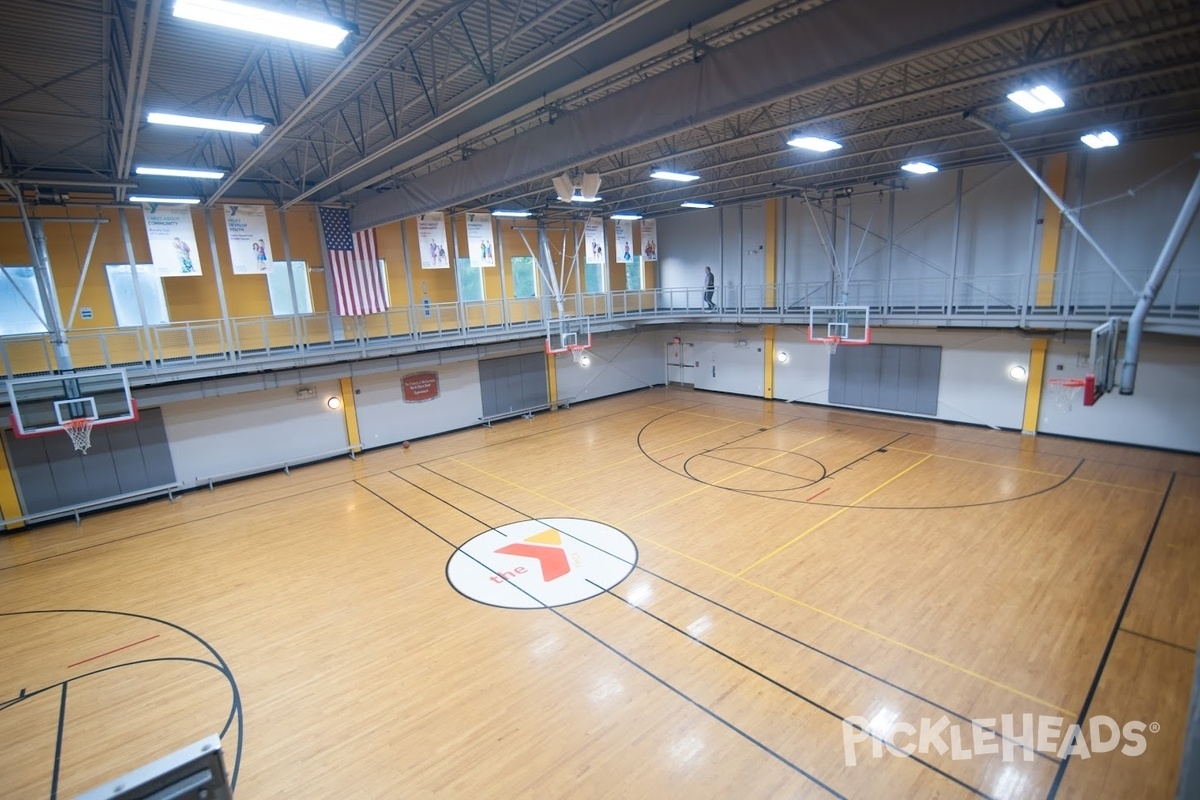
268, 260, 314, 315
511, 256, 538, 299
105, 264, 170, 326
625, 256, 643, 291
0, 267, 49, 335
584, 262, 605, 294
456, 257, 484, 302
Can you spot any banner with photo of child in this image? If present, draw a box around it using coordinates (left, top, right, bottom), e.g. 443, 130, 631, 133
224, 205, 273, 273
640, 218, 657, 261
465, 214, 495, 268
584, 218, 605, 264
613, 219, 635, 263
417, 211, 450, 269
142, 204, 202, 276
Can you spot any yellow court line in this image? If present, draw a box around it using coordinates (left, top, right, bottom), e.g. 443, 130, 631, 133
449, 458, 592, 517
888, 446, 1068, 477
736, 454, 933, 577
622, 435, 827, 524
621, 526, 1073, 714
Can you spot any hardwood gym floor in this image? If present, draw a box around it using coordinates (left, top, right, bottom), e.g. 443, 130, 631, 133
2, 387, 1198, 799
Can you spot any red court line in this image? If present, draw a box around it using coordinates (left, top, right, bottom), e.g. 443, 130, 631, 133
805, 487, 831, 502
67, 634, 160, 668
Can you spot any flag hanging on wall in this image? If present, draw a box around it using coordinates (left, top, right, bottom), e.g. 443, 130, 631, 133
319, 206, 388, 316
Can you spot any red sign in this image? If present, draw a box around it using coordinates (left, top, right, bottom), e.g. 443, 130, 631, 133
402, 371, 440, 403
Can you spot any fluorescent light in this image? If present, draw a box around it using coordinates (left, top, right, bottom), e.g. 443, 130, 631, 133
787, 136, 842, 152
611, 213, 642, 220
651, 170, 700, 182
129, 195, 202, 204
571, 195, 602, 203
491, 210, 532, 218
1081, 130, 1119, 149
681, 201, 714, 209
135, 165, 226, 179
173, 0, 351, 48
901, 161, 938, 175
1007, 85, 1065, 113
148, 112, 266, 134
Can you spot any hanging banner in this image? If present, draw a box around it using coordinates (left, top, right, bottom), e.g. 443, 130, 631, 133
465, 213, 495, 268
417, 211, 450, 269
640, 218, 658, 261
613, 219, 634, 263
584, 218, 605, 264
224, 205, 273, 273
143, 204, 202, 276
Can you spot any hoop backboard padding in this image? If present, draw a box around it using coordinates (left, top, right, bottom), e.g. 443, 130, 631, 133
1089, 318, 1122, 399
808, 305, 871, 346
75, 734, 232, 800
6, 368, 138, 436
1047, 377, 1091, 414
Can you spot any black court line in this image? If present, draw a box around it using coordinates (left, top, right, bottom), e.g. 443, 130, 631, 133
682, 450, 824, 490
1045, 473, 1177, 800
50, 682, 66, 800
0, 611, 244, 792
1117, 628, 1198, 655
355, 478, 844, 798
590, 580, 994, 800
417, 462, 1057, 765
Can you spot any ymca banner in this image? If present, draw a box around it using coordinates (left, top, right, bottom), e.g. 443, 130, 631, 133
417, 211, 450, 269
143, 204, 202, 276
224, 205, 273, 273
465, 213, 495, 268
584, 218, 605, 264
641, 218, 658, 261
613, 219, 635, 263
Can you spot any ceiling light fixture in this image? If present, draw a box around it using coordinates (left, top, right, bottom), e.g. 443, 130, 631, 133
787, 136, 842, 152
135, 166, 226, 180
491, 209, 532, 218
651, 170, 700, 182
129, 195, 202, 204
681, 201, 715, 209
147, 112, 266, 134
900, 161, 939, 175
611, 213, 642, 220
173, 0, 352, 48
1081, 131, 1119, 149
1007, 85, 1065, 113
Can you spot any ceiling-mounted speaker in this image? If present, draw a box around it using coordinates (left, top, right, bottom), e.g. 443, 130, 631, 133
552, 173, 575, 201
579, 172, 602, 200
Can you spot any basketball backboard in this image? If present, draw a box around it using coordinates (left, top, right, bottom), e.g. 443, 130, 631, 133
6, 368, 138, 437
545, 317, 593, 355
1088, 317, 1121, 401
808, 305, 871, 351
74, 734, 232, 800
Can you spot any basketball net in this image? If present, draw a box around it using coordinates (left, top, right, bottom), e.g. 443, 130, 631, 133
62, 417, 95, 454
823, 336, 841, 356
1047, 379, 1086, 415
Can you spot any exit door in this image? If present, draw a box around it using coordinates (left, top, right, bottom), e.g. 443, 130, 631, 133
666, 342, 695, 385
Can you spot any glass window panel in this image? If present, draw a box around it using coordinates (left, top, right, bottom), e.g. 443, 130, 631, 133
105, 264, 170, 326
268, 260, 313, 315
456, 257, 484, 302
584, 262, 605, 293
511, 256, 538, 299
625, 257, 643, 291
0, 266, 50, 335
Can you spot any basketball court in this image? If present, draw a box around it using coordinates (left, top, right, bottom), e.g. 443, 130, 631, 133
2, 384, 1197, 798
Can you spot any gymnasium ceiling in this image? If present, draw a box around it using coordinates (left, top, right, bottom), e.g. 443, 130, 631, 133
0, 0, 1198, 227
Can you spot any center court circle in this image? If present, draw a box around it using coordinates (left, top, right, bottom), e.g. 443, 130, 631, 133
446, 518, 638, 609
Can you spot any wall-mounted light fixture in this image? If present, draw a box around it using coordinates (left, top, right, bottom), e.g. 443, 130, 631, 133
1008, 365, 1028, 381
327, 396, 343, 410
776, 350, 790, 363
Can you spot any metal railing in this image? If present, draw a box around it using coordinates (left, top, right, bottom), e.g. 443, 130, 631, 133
2, 269, 1197, 381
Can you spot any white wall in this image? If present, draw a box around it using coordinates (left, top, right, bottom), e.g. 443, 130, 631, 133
354, 358, 484, 449
161, 381, 349, 486
555, 331, 664, 403
659, 207, 720, 309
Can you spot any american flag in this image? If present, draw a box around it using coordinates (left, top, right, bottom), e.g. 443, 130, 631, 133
319, 206, 388, 316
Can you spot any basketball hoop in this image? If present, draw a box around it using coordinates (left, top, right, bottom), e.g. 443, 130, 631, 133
569, 345, 592, 366
1047, 378, 1088, 414
821, 336, 841, 356
62, 417, 96, 453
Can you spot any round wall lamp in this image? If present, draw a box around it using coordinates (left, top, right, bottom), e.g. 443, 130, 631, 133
327, 396, 343, 410
776, 350, 790, 363
1008, 365, 1028, 381
579, 353, 593, 367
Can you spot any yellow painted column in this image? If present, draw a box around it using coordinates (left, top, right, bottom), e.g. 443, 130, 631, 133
339, 377, 362, 453
1035, 154, 1068, 307
546, 352, 559, 409
0, 433, 25, 530
764, 198, 778, 309
1021, 339, 1048, 435
763, 324, 776, 400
